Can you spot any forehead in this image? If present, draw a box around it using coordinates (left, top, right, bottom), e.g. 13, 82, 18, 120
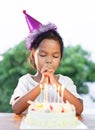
38, 39, 61, 51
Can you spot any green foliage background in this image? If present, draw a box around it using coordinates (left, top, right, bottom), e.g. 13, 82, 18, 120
0, 41, 95, 112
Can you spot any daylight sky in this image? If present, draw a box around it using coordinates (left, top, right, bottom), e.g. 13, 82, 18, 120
0, 0, 95, 61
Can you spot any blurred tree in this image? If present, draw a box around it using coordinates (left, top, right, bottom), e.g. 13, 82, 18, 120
56, 45, 95, 94
0, 41, 95, 112
0, 41, 35, 112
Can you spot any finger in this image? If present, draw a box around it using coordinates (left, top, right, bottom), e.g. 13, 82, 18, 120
41, 67, 48, 73
41, 64, 54, 73
44, 76, 49, 84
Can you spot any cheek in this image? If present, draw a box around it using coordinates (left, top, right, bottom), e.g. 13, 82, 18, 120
54, 59, 60, 68
34, 56, 44, 70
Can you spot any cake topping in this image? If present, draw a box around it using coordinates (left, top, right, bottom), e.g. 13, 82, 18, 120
27, 100, 76, 114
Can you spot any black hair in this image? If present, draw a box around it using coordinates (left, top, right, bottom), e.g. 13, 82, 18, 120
31, 30, 64, 59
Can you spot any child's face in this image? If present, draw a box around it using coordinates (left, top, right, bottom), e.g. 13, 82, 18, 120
32, 39, 61, 73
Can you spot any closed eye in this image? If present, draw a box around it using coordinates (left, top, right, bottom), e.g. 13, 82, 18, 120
53, 53, 60, 58
40, 54, 46, 57
53, 56, 59, 58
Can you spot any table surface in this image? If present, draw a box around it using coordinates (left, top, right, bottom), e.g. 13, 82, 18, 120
0, 113, 95, 130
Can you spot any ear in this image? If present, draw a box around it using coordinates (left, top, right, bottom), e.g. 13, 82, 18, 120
30, 50, 35, 61
29, 49, 36, 68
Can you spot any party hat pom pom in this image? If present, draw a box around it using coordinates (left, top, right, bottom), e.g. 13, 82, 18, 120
23, 10, 57, 50
23, 10, 26, 14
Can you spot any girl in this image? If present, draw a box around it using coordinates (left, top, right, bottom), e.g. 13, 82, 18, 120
10, 12, 83, 116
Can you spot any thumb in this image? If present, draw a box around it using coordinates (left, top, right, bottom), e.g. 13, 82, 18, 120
44, 76, 49, 84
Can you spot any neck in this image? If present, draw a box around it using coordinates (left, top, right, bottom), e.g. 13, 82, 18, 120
33, 72, 42, 83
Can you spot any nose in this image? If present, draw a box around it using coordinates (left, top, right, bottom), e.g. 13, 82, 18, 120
46, 56, 52, 64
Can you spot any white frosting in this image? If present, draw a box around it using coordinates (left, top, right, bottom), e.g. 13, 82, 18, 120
24, 101, 79, 128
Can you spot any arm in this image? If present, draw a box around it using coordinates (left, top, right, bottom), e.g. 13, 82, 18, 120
12, 84, 41, 115
11, 73, 48, 115
63, 88, 83, 116
40, 64, 83, 115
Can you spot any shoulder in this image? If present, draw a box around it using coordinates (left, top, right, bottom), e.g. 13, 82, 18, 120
58, 74, 73, 84
18, 73, 37, 86
58, 74, 75, 89
58, 74, 82, 99
18, 73, 33, 85
19, 73, 31, 81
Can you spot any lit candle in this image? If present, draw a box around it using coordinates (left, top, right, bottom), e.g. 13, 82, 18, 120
45, 84, 48, 102
49, 85, 52, 102
61, 85, 64, 103
53, 84, 56, 102
40, 84, 43, 103
58, 85, 60, 103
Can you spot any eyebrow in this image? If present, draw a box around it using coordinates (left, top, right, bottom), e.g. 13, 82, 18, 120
39, 49, 60, 54
39, 50, 46, 53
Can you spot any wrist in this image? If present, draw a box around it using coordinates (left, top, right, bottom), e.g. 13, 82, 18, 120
39, 83, 45, 90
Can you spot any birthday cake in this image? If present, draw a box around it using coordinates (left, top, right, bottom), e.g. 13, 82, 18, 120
24, 100, 79, 128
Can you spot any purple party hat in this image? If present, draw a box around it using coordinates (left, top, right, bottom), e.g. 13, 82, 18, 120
23, 10, 57, 50
23, 10, 42, 32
